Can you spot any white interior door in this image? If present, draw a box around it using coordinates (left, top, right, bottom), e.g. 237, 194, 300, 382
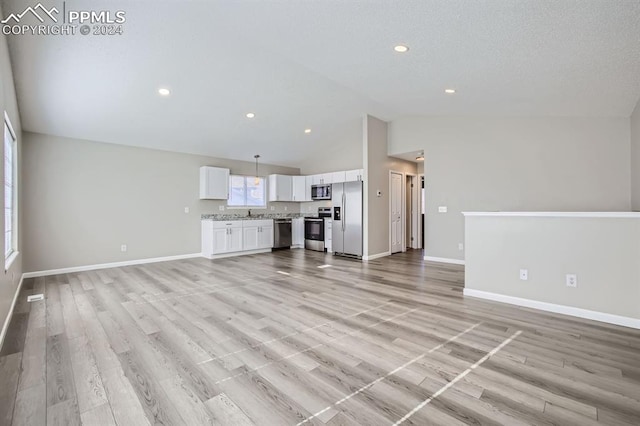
391, 172, 403, 253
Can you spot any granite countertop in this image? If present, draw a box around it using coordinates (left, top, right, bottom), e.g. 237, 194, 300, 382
201, 213, 314, 220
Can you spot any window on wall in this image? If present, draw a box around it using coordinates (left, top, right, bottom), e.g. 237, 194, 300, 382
228, 175, 266, 208
4, 112, 17, 266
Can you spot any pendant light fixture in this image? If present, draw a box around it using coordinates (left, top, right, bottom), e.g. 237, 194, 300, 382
254, 154, 260, 185
416, 151, 424, 161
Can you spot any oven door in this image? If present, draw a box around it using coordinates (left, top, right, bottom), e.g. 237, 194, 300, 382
304, 219, 324, 241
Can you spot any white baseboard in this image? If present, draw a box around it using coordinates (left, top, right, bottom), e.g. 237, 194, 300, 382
464, 288, 640, 330
363, 251, 390, 261
202, 249, 271, 260
424, 256, 465, 265
23, 253, 202, 278
0, 274, 25, 351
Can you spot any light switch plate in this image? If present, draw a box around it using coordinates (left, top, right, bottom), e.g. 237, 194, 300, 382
438, 206, 448, 213
458, 243, 464, 251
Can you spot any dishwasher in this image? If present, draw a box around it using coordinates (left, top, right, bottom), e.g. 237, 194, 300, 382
273, 218, 292, 249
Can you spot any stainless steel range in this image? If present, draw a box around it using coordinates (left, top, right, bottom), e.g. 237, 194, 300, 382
304, 207, 331, 252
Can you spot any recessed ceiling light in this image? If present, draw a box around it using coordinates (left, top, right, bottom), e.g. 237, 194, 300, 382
304, 129, 311, 134
158, 88, 170, 96
445, 89, 456, 94
246, 112, 255, 118
394, 45, 409, 53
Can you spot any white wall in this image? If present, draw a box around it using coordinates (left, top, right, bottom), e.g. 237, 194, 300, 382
464, 213, 640, 326
0, 1, 24, 349
22, 132, 300, 272
388, 116, 632, 260
632, 99, 640, 211
298, 118, 363, 175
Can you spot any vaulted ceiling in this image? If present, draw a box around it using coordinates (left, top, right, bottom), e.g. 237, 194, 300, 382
4, 0, 640, 166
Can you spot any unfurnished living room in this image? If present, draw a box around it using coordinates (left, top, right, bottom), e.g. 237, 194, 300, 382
1, 1, 640, 425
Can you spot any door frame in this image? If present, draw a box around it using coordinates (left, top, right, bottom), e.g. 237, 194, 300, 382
417, 173, 424, 250
389, 170, 406, 254
405, 173, 420, 250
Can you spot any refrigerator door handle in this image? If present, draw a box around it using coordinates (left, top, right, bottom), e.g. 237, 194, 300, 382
342, 192, 346, 231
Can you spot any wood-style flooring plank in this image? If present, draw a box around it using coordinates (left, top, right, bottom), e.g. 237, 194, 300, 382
203, 393, 255, 425
46, 333, 77, 409
11, 383, 46, 426
0, 352, 22, 425
79, 402, 117, 426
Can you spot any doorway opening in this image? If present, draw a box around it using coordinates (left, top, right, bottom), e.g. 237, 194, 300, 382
420, 175, 425, 250
405, 174, 420, 250
390, 171, 403, 254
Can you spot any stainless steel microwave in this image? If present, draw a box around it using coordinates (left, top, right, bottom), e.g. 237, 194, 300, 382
311, 184, 331, 200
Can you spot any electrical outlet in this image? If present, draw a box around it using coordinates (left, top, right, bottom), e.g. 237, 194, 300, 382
270, 206, 275, 211
120, 244, 127, 252
438, 206, 448, 213
519, 269, 528, 281
184, 207, 189, 213
566, 274, 577, 288
458, 243, 464, 251
218, 205, 225, 211
284, 206, 288, 211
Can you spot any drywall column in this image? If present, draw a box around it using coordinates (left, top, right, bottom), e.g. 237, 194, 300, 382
363, 115, 416, 259
632, 99, 640, 210
463, 212, 640, 328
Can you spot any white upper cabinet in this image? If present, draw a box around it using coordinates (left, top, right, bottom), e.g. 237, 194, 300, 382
199, 166, 230, 199
331, 171, 346, 184
292, 176, 308, 202
345, 169, 364, 182
305, 176, 313, 201
311, 173, 333, 185
268, 174, 293, 201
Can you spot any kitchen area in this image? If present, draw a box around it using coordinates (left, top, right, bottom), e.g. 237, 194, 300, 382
200, 166, 364, 260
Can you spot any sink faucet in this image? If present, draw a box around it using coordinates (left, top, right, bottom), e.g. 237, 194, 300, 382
248, 209, 251, 217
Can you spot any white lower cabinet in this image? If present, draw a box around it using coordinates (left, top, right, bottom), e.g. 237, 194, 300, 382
292, 217, 305, 247
242, 225, 260, 251
257, 223, 274, 249
243, 220, 274, 250
202, 219, 273, 258
203, 220, 243, 255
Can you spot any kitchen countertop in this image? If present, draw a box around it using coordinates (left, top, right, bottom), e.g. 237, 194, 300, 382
201, 213, 314, 221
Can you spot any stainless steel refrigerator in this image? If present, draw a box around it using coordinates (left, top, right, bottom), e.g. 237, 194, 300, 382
332, 181, 363, 258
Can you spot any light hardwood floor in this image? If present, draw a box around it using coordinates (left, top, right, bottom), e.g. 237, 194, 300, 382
1, 249, 639, 425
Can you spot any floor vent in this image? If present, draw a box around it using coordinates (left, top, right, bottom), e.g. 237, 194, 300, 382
27, 294, 44, 302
